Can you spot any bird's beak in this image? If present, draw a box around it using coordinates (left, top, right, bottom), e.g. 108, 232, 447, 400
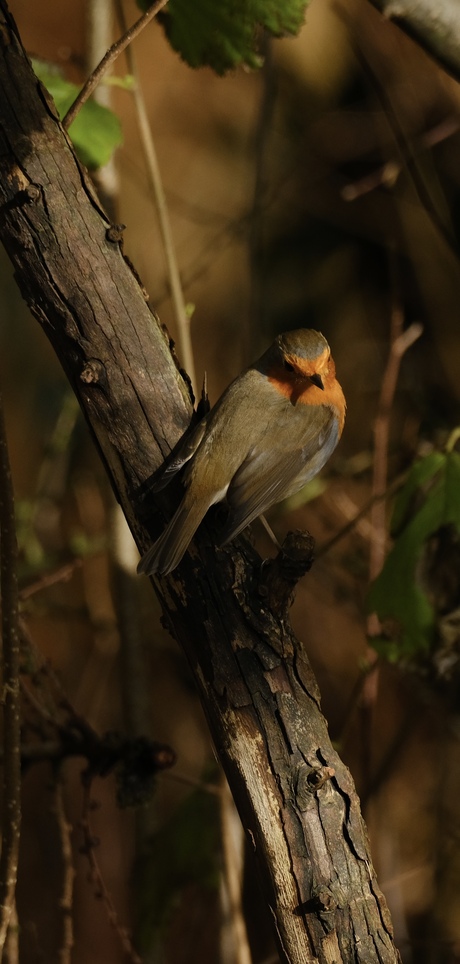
310, 373, 324, 390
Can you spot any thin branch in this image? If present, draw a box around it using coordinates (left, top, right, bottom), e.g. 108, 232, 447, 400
80, 779, 142, 964
361, 263, 422, 789
316, 470, 407, 557
337, 656, 382, 751
2, 903, 18, 964
114, 0, 197, 392
247, 36, 276, 363
86, 0, 120, 217
0, 395, 21, 952
341, 115, 460, 202
220, 776, 253, 964
369, 315, 423, 584
62, 0, 170, 130
368, 301, 422, 603
20, 559, 82, 601
164, 769, 222, 796
54, 769, 75, 964
349, 32, 460, 260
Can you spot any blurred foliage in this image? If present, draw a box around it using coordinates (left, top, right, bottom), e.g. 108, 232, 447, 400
115, 736, 176, 807
136, 780, 221, 951
281, 475, 327, 512
368, 440, 460, 661
16, 498, 48, 569
32, 60, 123, 169
141, 0, 310, 73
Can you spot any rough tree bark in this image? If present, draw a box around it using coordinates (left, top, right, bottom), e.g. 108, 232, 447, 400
365, 0, 460, 82
0, 5, 401, 963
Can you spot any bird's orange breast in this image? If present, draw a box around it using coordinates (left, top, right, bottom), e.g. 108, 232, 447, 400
267, 365, 346, 436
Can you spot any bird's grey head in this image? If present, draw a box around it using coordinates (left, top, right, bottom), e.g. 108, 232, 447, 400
276, 329, 330, 361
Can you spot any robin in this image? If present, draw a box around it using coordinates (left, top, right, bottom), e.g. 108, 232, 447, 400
137, 328, 345, 576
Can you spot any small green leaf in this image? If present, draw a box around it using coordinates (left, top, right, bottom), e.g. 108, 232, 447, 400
32, 60, 122, 169
281, 476, 326, 512
390, 451, 444, 536
368, 451, 460, 659
69, 531, 107, 556
104, 74, 136, 91
138, 0, 310, 74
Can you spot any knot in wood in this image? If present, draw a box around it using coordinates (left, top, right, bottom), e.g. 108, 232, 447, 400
24, 183, 41, 203
152, 744, 177, 770
313, 886, 337, 915
106, 223, 126, 244
279, 530, 316, 574
258, 530, 315, 611
299, 884, 339, 930
80, 359, 105, 385
306, 764, 335, 792
295, 763, 335, 809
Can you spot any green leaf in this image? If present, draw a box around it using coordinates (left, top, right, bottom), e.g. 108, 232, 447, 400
104, 74, 136, 90
32, 60, 122, 169
390, 451, 444, 536
138, 0, 310, 74
280, 476, 326, 512
367, 451, 460, 658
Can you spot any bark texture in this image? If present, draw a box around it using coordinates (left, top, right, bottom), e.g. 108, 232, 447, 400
0, 5, 401, 962
367, 0, 460, 81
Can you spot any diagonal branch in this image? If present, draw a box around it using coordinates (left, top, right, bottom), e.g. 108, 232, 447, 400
114, 0, 197, 392
0, 5, 401, 962
349, 30, 460, 260
62, 0, 169, 129
0, 395, 21, 951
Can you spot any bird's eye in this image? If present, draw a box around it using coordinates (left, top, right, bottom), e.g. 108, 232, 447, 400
283, 360, 295, 372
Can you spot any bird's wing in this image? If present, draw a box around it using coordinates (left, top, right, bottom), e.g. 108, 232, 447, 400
148, 418, 208, 493
219, 405, 338, 546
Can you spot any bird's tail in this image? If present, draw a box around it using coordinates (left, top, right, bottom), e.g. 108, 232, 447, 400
137, 498, 209, 576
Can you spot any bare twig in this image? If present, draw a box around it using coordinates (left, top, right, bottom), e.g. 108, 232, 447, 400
86, 0, 120, 219
362, 263, 422, 786
62, 0, 170, 130
0, 396, 21, 951
349, 32, 459, 260
114, 0, 197, 391
20, 677, 56, 725
342, 116, 460, 202
20, 559, 82, 601
369, 315, 423, 584
220, 776, 253, 964
86, 0, 115, 111
164, 769, 222, 796
248, 36, 276, 363
80, 778, 142, 964
54, 769, 75, 964
19, 617, 75, 724
336, 656, 382, 751
316, 470, 407, 557
3, 902, 18, 964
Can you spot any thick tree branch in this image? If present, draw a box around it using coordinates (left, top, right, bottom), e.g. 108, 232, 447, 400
366, 0, 460, 82
0, 6, 400, 962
